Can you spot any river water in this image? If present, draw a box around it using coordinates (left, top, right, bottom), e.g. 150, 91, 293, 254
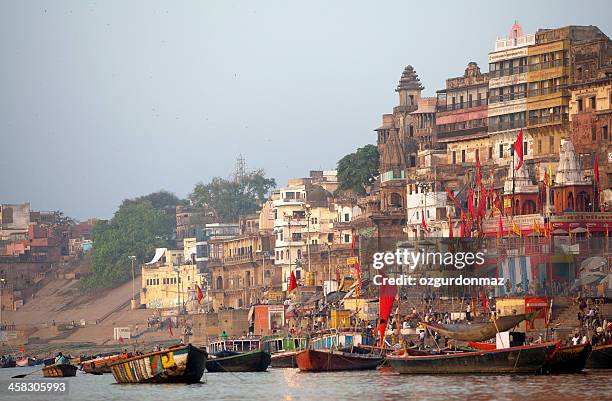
1, 366, 611, 401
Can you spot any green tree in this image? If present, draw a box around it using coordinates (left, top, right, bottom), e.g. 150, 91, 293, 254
337, 144, 379, 195
81, 191, 180, 291
189, 169, 276, 222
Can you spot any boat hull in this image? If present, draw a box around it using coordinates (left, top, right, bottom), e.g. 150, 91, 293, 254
16, 357, 36, 367
543, 343, 591, 373
386, 342, 559, 374
585, 343, 612, 369
110, 344, 206, 384
81, 354, 128, 374
206, 350, 270, 372
296, 349, 382, 372
270, 351, 298, 368
1, 360, 17, 368
42, 364, 78, 377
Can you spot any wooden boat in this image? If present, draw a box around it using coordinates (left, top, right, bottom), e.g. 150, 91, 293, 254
543, 343, 591, 373
585, 343, 612, 369
296, 349, 383, 372
1, 359, 17, 368
420, 313, 537, 342
263, 337, 308, 368
42, 364, 78, 377
206, 349, 271, 372
386, 341, 559, 374
16, 357, 36, 367
339, 344, 392, 356
81, 353, 129, 374
467, 341, 496, 351
110, 344, 206, 384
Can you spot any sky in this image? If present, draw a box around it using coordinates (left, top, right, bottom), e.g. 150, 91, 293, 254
1, 1, 611, 220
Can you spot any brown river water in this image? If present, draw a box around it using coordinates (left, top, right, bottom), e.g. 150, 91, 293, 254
1, 366, 610, 401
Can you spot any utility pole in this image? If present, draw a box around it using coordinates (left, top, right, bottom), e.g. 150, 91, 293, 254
129, 256, 136, 309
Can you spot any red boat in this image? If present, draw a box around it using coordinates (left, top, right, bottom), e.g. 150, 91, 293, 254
296, 349, 382, 372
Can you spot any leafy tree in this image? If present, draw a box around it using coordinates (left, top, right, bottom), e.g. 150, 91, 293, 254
189, 169, 276, 222
337, 144, 379, 195
81, 191, 180, 291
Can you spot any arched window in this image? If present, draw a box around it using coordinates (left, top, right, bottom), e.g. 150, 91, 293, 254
216, 276, 223, 290
390, 192, 403, 208
568, 192, 574, 211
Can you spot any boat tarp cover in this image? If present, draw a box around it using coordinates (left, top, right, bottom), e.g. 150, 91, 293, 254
420, 313, 536, 342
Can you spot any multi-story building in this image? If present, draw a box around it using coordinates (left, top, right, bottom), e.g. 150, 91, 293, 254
208, 232, 275, 310
405, 183, 451, 239
273, 182, 335, 290
436, 62, 490, 166
175, 204, 217, 241
0, 203, 31, 241
488, 22, 535, 166
526, 25, 609, 167
567, 34, 612, 192
141, 248, 205, 310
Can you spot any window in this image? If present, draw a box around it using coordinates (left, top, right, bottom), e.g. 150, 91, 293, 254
344, 234, 350, 243
592, 126, 597, 141
344, 213, 350, 222
603, 126, 609, 140
461, 150, 466, 163
590, 96, 596, 110
523, 141, 528, 156
576, 66, 583, 80
577, 98, 583, 112
410, 155, 416, 167
499, 144, 504, 159
538, 140, 542, 154
452, 151, 456, 164
549, 136, 554, 152
416, 210, 419, 219
488, 147, 493, 160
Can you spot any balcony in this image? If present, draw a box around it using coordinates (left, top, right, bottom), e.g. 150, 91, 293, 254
528, 114, 567, 127
489, 65, 528, 78
437, 125, 489, 141
488, 120, 526, 132
527, 59, 566, 72
488, 92, 527, 104
436, 99, 487, 113
527, 87, 564, 98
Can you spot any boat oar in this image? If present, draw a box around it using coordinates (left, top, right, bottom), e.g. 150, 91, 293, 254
12, 366, 45, 379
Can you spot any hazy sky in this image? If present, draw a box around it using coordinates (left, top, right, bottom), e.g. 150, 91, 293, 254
1, 1, 611, 220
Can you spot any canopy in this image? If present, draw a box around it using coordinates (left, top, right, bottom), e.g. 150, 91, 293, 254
420, 313, 537, 342
146, 248, 166, 265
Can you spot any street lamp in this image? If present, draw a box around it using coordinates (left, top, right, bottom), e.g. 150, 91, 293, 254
128, 256, 136, 308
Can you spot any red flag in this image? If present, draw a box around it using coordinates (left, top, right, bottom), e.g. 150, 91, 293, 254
460, 221, 466, 237
446, 188, 464, 213
377, 277, 397, 346
421, 209, 428, 231
448, 214, 454, 239
594, 154, 600, 187
514, 128, 524, 170
476, 152, 482, 188
288, 271, 297, 292
478, 183, 488, 218
197, 285, 203, 304
168, 319, 174, 336
467, 188, 476, 219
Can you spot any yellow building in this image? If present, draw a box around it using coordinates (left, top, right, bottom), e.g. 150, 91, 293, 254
527, 26, 609, 162
141, 248, 204, 310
